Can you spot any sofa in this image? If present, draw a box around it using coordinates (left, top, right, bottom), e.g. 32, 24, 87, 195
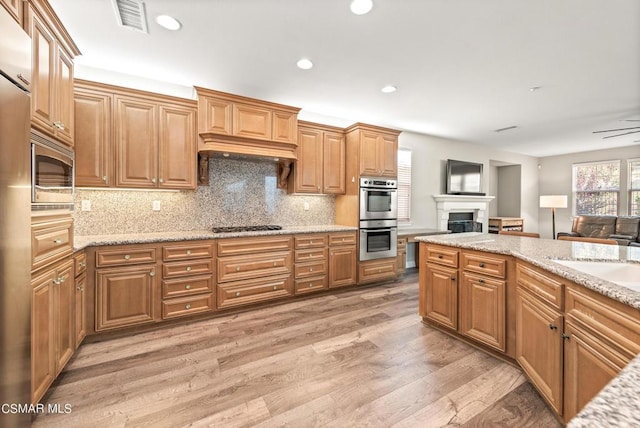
557, 215, 640, 246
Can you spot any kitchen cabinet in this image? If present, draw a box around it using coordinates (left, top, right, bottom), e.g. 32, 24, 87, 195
345, 123, 400, 178
358, 258, 397, 285
216, 235, 294, 309
31, 213, 73, 273
289, 122, 346, 194
31, 257, 74, 404
95, 245, 159, 331
161, 241, 215, 319
1, 0, 22, 24
196, 86, 300, 161
515, 262, 565, 415
74, 80, 197, 190
421, 262, 458, 329
73, 251, 87, 348
294, 234, 328, 295
328, 232, 357, 288
25, 2, 79, 148
397, 237, 407, 275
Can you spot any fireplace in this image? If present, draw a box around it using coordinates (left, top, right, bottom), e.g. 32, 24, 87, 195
448, 212, 482, 233
433, 194, 495, 232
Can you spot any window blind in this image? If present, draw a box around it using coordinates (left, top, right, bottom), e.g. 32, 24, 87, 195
397, 149, 412, 223
629, 159, 640, 216
572, 160, 620, 215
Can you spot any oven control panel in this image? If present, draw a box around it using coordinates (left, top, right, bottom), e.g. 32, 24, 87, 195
360, 177, 396, 189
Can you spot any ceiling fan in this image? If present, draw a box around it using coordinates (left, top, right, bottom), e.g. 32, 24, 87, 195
593, 119, 640, 140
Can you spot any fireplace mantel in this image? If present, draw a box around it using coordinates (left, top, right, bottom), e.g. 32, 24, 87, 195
432, 194, 495, 232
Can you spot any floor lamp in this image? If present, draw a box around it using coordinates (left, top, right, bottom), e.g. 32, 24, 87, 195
540, 195, 568, 239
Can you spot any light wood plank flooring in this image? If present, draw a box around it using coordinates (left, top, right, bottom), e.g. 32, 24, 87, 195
33, 270, 561, 427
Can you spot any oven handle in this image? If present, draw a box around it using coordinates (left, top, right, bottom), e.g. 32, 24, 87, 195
360, 228, 394, 233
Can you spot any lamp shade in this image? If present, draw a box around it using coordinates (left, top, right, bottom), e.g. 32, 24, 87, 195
540, 195, 568, 208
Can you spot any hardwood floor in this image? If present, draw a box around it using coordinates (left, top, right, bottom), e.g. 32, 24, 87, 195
33, 270, 561, 428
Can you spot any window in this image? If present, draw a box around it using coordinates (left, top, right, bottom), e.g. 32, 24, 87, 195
630, 159, 640, 216
397, 149, 412, 223
572, 160, 620, 215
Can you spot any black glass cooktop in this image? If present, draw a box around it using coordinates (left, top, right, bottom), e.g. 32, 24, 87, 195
211, 225, 283, 233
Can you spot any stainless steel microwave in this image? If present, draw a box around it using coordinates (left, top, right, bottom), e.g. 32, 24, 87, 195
31, 131, 74, 210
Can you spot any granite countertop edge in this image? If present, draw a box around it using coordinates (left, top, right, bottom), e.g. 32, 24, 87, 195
74, 225, 358, 251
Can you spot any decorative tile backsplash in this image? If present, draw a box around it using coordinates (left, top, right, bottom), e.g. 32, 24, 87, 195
73, 157, 336, 235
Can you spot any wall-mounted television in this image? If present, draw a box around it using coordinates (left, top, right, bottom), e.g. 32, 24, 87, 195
446, 159, 485, 195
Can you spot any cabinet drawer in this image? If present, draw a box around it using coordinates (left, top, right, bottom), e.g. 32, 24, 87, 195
31, 216, 73, 272
96, 247, 157, 267
397, 237, 408, 250
294, 248, 328, 263
162, 259, 213, 279
462, 252, 506, 279
294, 260, 327, 279
162, 294, 214, 319
216, 274, 293, 309
329, 232, 357, 246
295, 276, 328, 295
425, 246, 459, 268
217, 235, 293, 256
358, 258, 397, 284
516, 262, 563, 310
565, 282, 640, 358
162, 275, 213, 299
162, 241, 214, 262
295, 234, 327, 249
217, 251, 292, 283
73, 251, 87, 277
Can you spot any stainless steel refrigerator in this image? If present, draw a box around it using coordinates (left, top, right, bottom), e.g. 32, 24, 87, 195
0, 6, 33, 427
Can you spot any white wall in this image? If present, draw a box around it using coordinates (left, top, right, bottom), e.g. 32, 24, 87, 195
538, 145, 639, 238
398, 131, 540, 232
497, 165, 522, 217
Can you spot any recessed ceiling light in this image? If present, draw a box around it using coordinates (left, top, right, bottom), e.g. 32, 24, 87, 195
381, 85, 397, 93
296, 58, 313, 70
155, 14, 181, 31
350, 0, 373, 15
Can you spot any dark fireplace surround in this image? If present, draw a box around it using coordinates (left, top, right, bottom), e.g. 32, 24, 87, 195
448, 212, 482, 233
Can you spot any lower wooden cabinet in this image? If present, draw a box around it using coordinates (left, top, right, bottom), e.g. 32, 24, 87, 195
217, 274, 293, 309
328, 245, 357, 288
358, 258, 397, 285
460, 272, 506, 352
31, 257, 74, 404
95, 264, 158, 331
421, 262, 458, 329
397, 237, 407, 275
515, 286, 564, 415
74, 272, 87, 347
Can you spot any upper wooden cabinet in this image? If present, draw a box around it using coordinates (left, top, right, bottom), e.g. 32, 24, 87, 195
289, 121, 346, 194
1, 0, 23, 25
25, 1, 80, 148
195, 86, 300, 160
345, 123, 400, 179
74, 80, 197, 190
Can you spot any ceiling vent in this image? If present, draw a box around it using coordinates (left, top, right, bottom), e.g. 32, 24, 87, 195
494, 125, 518, 133
111, 0, 148, 33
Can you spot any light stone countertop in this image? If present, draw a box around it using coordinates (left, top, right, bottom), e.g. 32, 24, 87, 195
414, 232, 640, 428
74, 225, 358, 251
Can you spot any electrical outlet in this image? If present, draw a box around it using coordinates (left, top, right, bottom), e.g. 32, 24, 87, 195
81, 200, 91, 211
303, 202, 310, 211
152, 200, 161, 211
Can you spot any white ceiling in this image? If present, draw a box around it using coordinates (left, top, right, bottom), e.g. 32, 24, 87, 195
49, 0, 640, 157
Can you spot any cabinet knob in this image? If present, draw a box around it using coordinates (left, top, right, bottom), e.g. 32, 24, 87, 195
479, 262, 485, 268
185, 284, 191, 290
186, 250, 192, 255
562, 333, 571, 340
102, 176, 108, 182
273, 286, 277, 290
235, 291, 241, 297
59, 276, 66, 283
53, 239, 62, 244
151, 178, 156, 184
124, 254, 131, 260
159, 178, 164, 183
549, 323, 558, 330
77, 286, 81, 291
186, 266, 192, 272
450, 276, 456, 281
149, 270, 155, 277
236, 267, 240, 271
53, 278, 60, 285
309, 283, 313, 288
310, 268, 313, 272
378, 269, 382, 273
185, 304, 191, 310
478, 279, 485, 284
80, 261, 86, 268
438, 255, 443, 259
273, 262, 277, 266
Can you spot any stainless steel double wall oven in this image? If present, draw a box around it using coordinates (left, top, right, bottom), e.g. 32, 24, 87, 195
359, 177, 398, 261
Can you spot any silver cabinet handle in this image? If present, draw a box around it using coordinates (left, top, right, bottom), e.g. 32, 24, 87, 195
236, 267, 240, 271
149, 270, 155, 277
151, 178, 156, 184
310, 268, 313, 272
479, 262, 485, 268
186, 250, 191, 255
309, 283, 313, 288
53, 278, 60, 285
185, 304, 191, 310
273, 262, 277, 266
549, 324, 558, 330
450, 276, 456, 281
186, 266, 192, 272
53, 239, 62, 244
235, 291, 240, 297
77, 286, 82, 291
102, 176, 108, 182
124, 254, 131, 260
159, 178, 164, 183
185, 284, 191, 290
59, 276, 66, 283
273, 286, 277, 290
17, 73, 30, 86
79, 261, 86, 268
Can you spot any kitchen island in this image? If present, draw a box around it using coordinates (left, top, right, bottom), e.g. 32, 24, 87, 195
415, 232, 640, 427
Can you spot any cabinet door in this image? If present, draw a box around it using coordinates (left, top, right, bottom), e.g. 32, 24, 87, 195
379, 134, 398, 177
28, 7, 56, 136
1, 0, 23, 24
74, 89, 113, 187
294, 127, 323, 193
232, 103, 271, 140
422, 263, 458, 330
199, 96, 231, 135
158, 104, 196, 189
96, 265, 157, 331
460, 273, 506, 352
563, 321, 624, 422
323, 131, 346, 194
272, 110, 297, 143
31, 270, 56, 404
359, 131, 381, 176
54, 260, 74, 374
328, 245, 357, 288
115, 96, 158, 188
515, 287, 564, 415
54, 46, 74, 147
75, 273, 87, 348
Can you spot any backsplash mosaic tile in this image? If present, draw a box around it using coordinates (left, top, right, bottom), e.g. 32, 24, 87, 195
73, 157, 335, 235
